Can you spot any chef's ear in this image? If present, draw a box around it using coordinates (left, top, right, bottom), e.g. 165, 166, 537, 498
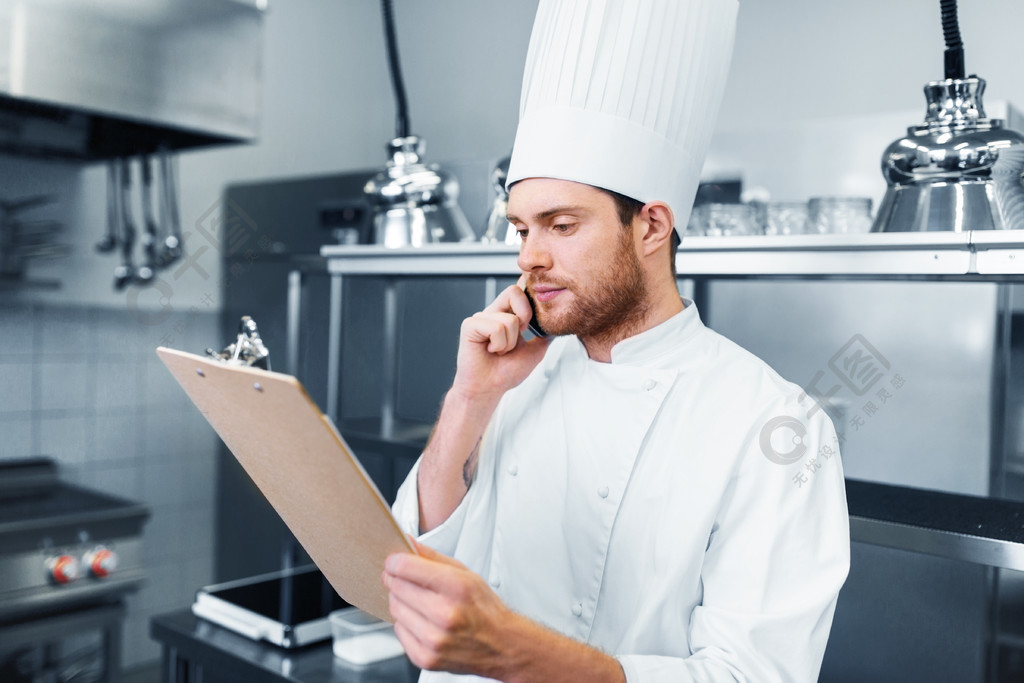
638, 201, 675, 258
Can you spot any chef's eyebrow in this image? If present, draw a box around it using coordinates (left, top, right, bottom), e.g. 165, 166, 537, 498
506, 205, 588, 225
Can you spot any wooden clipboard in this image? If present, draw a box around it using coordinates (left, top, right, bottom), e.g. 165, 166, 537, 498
156, 347, 415, 622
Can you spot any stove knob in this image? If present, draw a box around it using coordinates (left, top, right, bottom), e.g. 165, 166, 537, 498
46, 554, 82, 585
84, 547, 118, 578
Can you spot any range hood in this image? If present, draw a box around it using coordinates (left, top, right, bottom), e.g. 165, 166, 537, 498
0, 0, 263, 160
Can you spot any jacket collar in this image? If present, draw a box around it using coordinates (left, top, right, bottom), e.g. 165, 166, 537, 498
599, 298, 703, 366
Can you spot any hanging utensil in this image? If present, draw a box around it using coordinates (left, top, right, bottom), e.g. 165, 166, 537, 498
135, 154, 159, 283
96, 161, 119, 253
157, 148, 182, 267
113, 158, 136, 290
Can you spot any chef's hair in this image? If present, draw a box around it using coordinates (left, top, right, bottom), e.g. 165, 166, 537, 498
507, 180, 679, 276
600, 188, 680, 277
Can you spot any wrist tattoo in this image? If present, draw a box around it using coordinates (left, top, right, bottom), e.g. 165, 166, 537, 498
462, 438, 481, 489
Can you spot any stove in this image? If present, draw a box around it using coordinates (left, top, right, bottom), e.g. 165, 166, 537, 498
0, 457, 149, 682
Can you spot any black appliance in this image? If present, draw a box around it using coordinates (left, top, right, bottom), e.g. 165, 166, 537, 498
191, 566, 350, 649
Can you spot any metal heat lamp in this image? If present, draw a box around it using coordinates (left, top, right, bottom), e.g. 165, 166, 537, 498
363, 0, 475, 247
872, 0, 1024, 232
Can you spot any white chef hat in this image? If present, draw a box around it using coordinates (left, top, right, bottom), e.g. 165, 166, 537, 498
507, 0, 738, 234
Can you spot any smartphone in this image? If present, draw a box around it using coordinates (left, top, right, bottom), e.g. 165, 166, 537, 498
526, 290, 548, 338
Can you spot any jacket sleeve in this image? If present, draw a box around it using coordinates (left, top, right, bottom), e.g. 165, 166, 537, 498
392, 456, 473, 556
617, 407, 851, 682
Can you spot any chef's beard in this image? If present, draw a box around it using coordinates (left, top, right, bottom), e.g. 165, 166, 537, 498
530, 228, 650, 342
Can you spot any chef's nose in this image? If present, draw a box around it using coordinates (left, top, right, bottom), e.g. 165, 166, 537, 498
517, 232, 552, 273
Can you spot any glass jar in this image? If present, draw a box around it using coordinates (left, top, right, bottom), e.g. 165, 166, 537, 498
807, 197, 873, 234
765, 201, 809, 236
685, 204, 708, 236
701, 203, 760, 237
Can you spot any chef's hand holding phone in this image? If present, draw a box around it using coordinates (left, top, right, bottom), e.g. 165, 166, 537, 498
451, 278, 551, 401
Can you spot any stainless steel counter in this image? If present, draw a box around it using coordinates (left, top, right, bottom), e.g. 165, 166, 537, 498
847, 480, 1024, 570
151, 610, 418, 683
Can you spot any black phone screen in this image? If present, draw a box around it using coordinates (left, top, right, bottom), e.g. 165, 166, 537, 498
526, 291, 547, 338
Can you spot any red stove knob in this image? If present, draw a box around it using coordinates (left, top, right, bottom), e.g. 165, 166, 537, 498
84, 547, 118, 578
46, 554, 82, 585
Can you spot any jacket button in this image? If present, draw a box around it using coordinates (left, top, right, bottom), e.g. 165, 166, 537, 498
598, 486, 609, 499
571, 602, 583, 617
489, 575, 501, 588
507, 464, 518, 476
642, 378, 657, 391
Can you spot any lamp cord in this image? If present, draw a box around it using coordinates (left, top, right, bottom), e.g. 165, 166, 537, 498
940, 0, 965, 80
381, 0, 410, 138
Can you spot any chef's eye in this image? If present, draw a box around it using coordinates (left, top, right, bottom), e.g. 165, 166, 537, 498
516, 227, 528, 240
553, 223, 573, 233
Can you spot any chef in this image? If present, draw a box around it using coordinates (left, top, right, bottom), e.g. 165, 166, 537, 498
383, 0, 850, 681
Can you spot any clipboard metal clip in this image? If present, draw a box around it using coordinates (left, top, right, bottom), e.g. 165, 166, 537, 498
206, 315, 271, 370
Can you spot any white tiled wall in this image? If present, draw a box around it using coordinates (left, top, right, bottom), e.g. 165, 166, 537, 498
0, 302, 221, 670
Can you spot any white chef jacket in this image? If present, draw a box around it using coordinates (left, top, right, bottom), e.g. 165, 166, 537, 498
392, 301, 850, 682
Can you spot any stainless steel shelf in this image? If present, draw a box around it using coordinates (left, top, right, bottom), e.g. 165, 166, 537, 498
321, 230, 1024, 278
972, 230, 1024, 275
678, 232, 973, 277
322, 243, 522, 276
847, 479, 1024, 571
